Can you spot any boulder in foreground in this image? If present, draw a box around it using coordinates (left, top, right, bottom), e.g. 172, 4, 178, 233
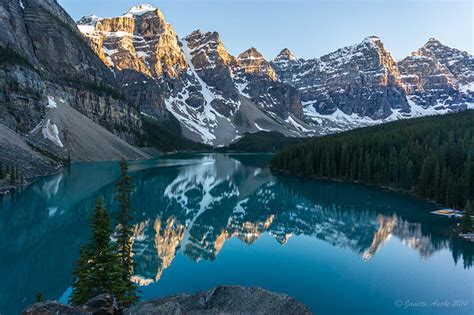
23, 286, 312, 315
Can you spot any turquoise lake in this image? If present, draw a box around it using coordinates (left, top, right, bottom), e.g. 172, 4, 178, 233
0, 153, 473, 314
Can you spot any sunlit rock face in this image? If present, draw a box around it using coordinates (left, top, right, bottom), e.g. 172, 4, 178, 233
230, 215, 275, 244
236, 48, 277, 81
362, 215, 397, 260
77, 6, 187, 79
77, 5, 192, 120
399, 38, 474, 110
131, 216, 186, 283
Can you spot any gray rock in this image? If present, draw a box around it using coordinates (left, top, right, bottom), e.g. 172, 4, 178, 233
22, 294, 118, 315
126, 286, 312, 315
22, 287, 311, 315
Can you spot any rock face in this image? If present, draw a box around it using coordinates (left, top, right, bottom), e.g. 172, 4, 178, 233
272, 36, 409, 120
78, 5, 187, 79
236, 47, 277, 80
22, 287, 312, 315
0, 0, 148, 183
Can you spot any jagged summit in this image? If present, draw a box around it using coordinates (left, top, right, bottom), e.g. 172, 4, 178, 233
77, 15, 100, 25
188, 29, 205, 36
185, 29, 223, 44
125, 4, 157, 15
362, 35, 381, 43
238, 47, 262, 58
427, 37, 441, 44
184, 29, 235, 67
274, 48, 296, 62
237, 47, 277, 80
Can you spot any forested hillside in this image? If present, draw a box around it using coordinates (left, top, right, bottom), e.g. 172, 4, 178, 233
271, 111, 474, 209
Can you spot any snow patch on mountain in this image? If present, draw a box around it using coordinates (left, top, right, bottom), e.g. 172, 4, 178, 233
47, 96, 57, 109
42, 119, 63, 148
254, 122, 269, 132
125, 4, 156, 16
285, 116, 310, 133
163, 39, 238, 145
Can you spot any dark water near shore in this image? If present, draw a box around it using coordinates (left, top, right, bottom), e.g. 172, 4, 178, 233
0, 154, 473, 315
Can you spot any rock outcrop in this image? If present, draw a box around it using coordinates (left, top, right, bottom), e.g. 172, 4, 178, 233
22, 286, 312, 315
23, 294, 119, 315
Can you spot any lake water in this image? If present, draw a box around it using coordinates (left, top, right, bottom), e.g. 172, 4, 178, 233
0, 153, 473, 315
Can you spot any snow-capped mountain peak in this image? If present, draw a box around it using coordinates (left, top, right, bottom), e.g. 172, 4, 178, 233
125, 4, 157, 15
77, 15, 100, 26
362, 35, 381, 45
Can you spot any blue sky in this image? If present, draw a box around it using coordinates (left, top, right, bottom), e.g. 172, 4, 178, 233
59, 0, 473, 60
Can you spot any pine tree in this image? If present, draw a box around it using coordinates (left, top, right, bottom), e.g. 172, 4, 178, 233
460, 200, 473, 233
70, 246, 93, 306
70, 198, 122, 306
0, 161, 3, 180
35, 292, 43, 302
114, 159, 138, 307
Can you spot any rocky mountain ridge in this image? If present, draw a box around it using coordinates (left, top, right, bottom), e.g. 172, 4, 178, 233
77, 4, 473, 145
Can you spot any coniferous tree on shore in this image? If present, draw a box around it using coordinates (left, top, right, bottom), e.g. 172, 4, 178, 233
114, 159, 138, 307
70, 198, 122, 306
35, 292, 42, 303
0, 161, 4, 179
271, 111, 474, 210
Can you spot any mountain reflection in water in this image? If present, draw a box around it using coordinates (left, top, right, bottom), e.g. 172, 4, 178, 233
0, 154, 472, 315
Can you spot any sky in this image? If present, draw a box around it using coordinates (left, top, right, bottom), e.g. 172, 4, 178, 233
59, 0, 473, 60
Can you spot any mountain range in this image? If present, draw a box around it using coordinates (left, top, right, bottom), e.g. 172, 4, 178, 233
0, 1, 473, 179
76, 4, 473, 144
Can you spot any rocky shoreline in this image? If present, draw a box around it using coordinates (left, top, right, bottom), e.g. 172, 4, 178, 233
22, 286, 312, 315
